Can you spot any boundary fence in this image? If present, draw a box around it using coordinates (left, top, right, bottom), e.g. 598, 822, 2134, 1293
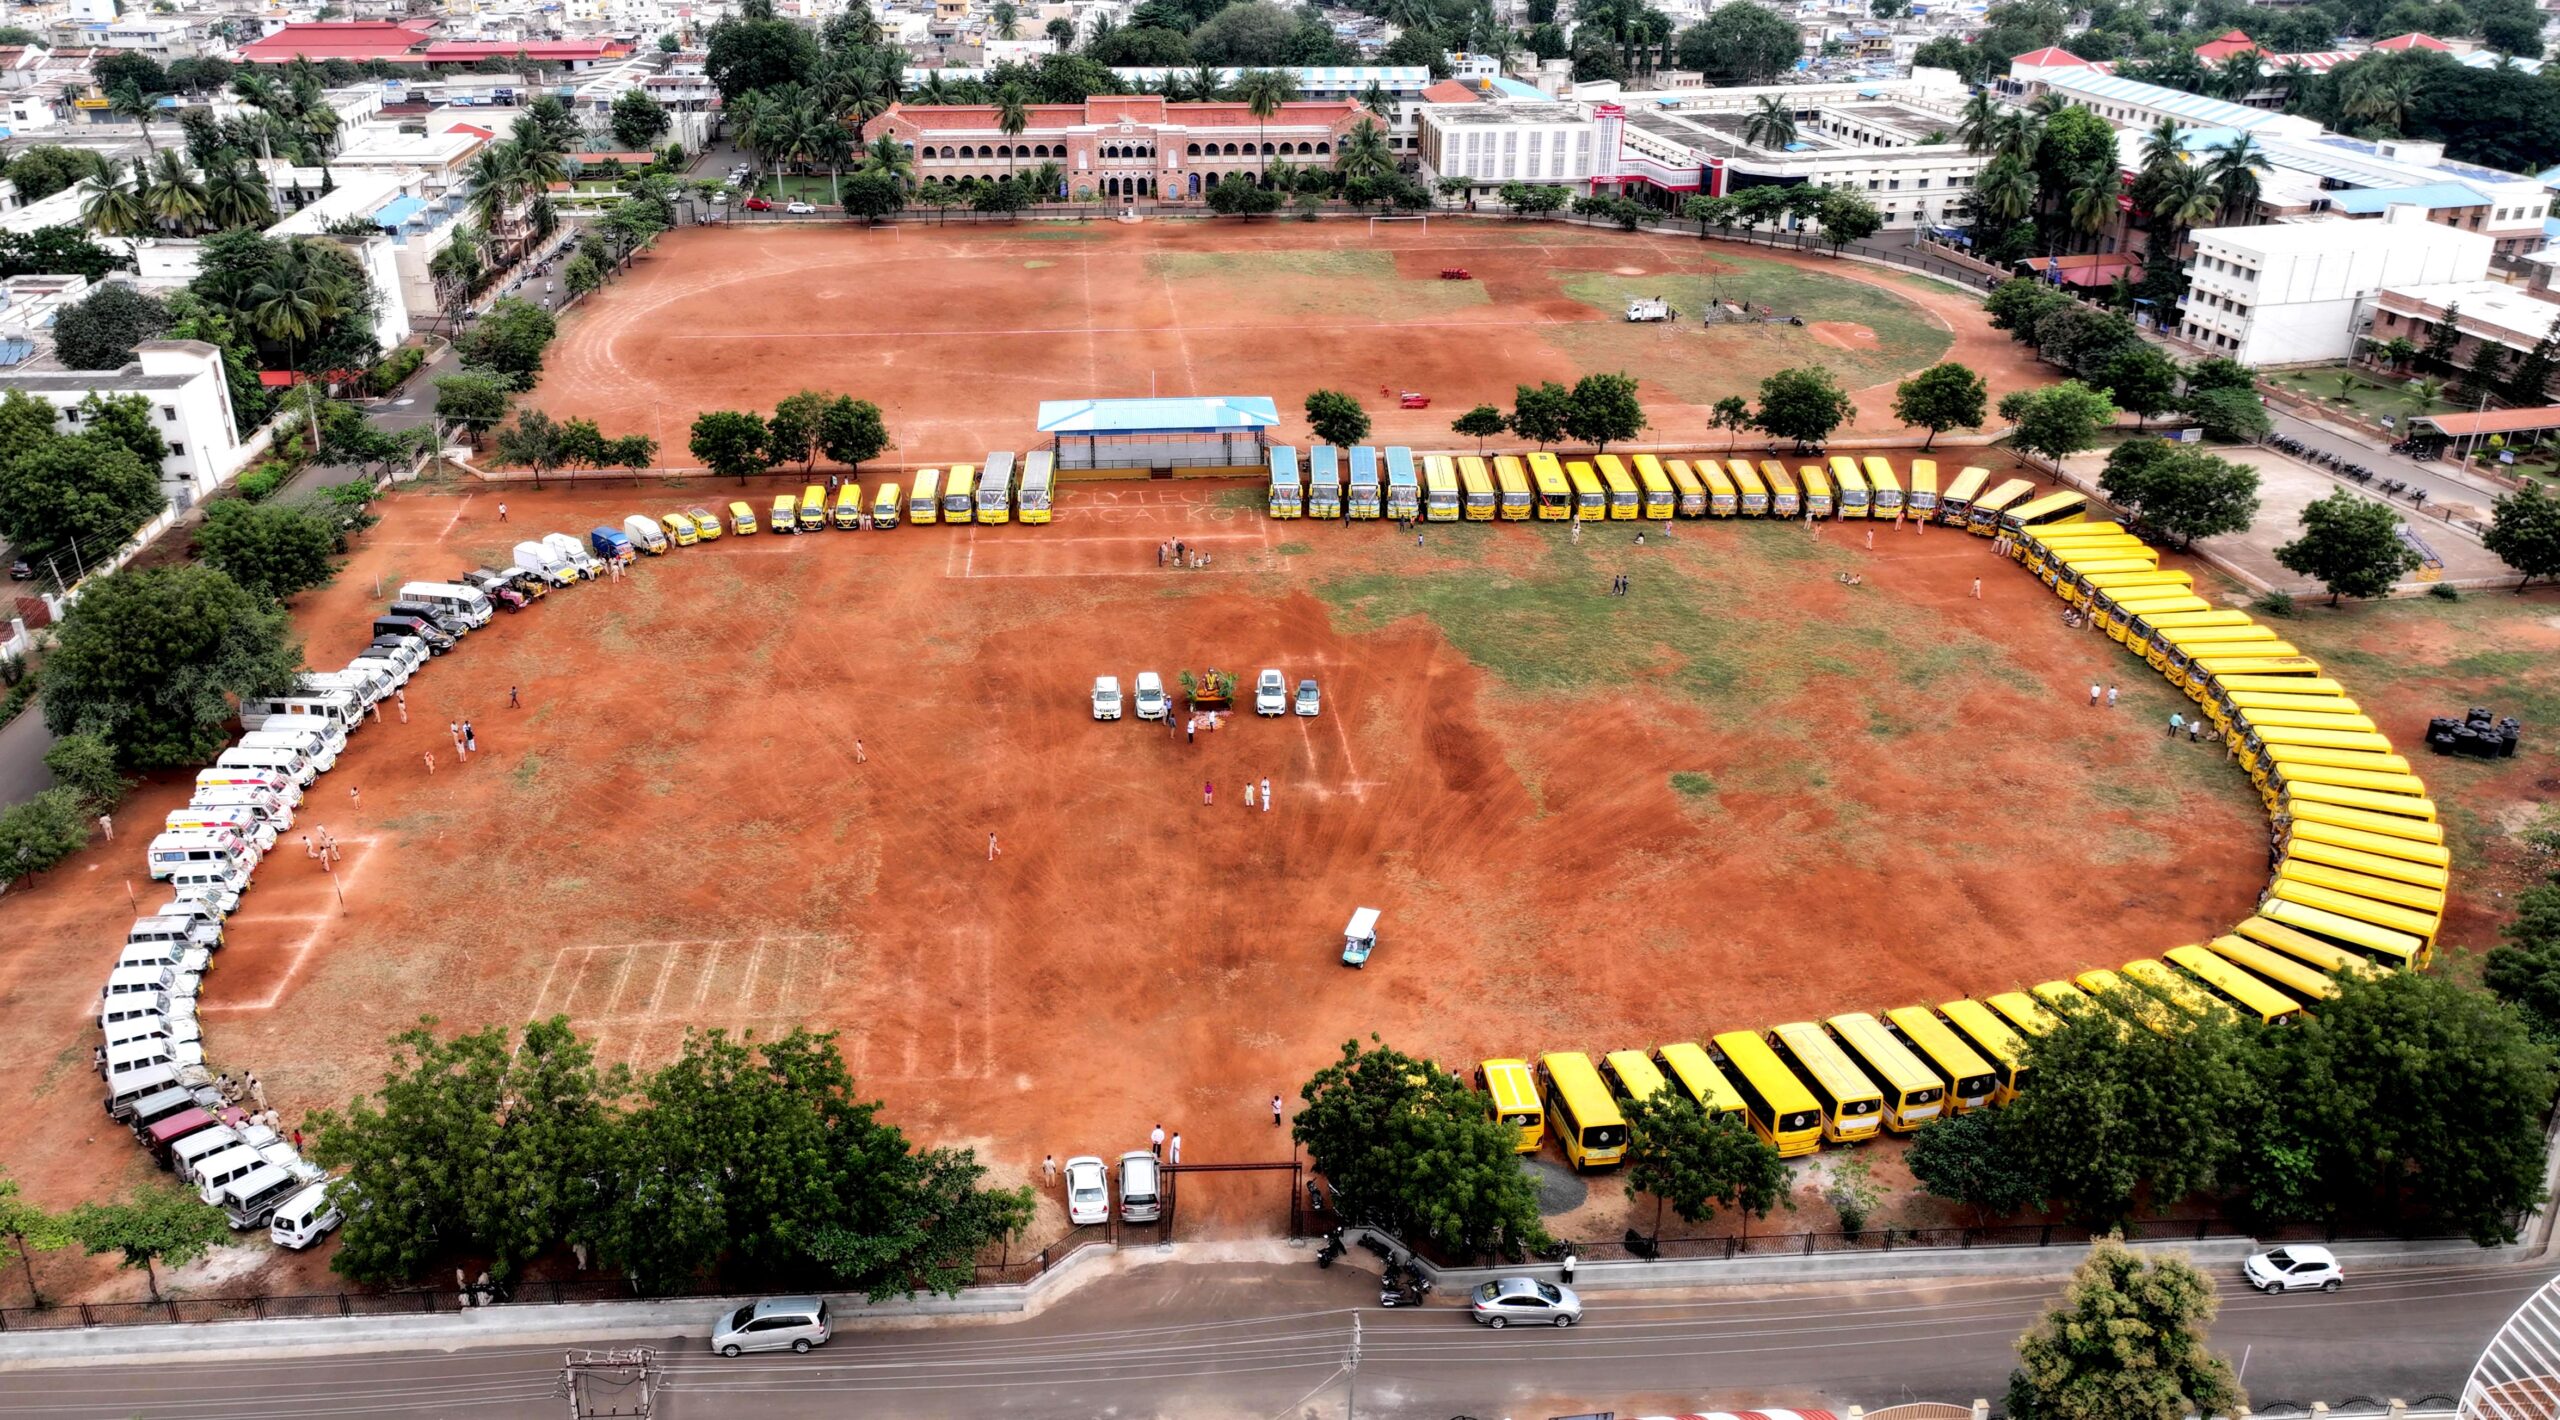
1415, 1213, 2483, 1269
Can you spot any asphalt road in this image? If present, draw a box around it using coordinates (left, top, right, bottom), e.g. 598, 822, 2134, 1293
0, 1257, 2538, 1419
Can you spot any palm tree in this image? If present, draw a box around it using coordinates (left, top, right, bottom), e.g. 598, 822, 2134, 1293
2064, 164, 2116, 250
1990, 109, 2042, 166
141, 150, 208, 234
78, 161, 143, 237
1235, 68, 1295, 181
996, 85, 1029, 186
107, 84, 159, 155
2206, 132, 2265, 222
1978, 159, 2036, 226
2139, 116, 2187, 181
1742, 95, 1797, 150
991, 0, 1018, 38
202, 156, 273, 230
1957, 89, 2003, 154
1337, 117, 1393, 184
1186, 63, 1225, 102
2145, 160, 2222, 274
2340, 59, 2416, 134
2215, 51, 2264, 101
862, 132, 915, 190
1359, 79, 1391, 119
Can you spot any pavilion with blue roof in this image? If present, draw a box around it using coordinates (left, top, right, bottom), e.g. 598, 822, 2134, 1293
1036, 396, 1281, 473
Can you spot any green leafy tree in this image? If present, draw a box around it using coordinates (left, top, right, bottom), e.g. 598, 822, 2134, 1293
1622, 1090, 1786, 1240
1891, 362, 1987, 449
1302, 388, 1370, 448
39, 564, 302, 768
2098, 438, 2260, 550
493, 408, 565, 482
1753, 365, 1856, 450
50, 283, 171, 371
1998, 380, 2116, 470
0, 788, 92, 884
1996, 998, 2257, 1226
610, 88, 672, 150
1205, 171, 1283, 217
454, 297, 557, 392
841, 168, 908, 223
2488, 882, 2560, 1041
433, 372, 511, 445
193, 496, 341, 601
1508, 381, 1572, 447
1563, 371, 1644, 452
64, 1184, 232, 1301
1813, 185, 1882, 255
0, 1171, 71, 1306
689, 409, 772, 482
817, 395, 890, 469
1709, 394, 1753, 450
1451, 403, 1506, 452
1672, 0, 1797, 83
2100, 345, 2182, 427
0, 432, 166, 569
4, 146, 111, 203
1984, 277, 2072, 341
766, 390, 830, 472
1906, 1108, 2042, 1221
1293, 1039, 1548, 1256
2005, 1235, 2245, 1420
79, 392, 170, 469
2274, 489, 2422, 605
2181, 385, 2271, 443
2460, 341, 2511, 405
2484, 482, 2560, 590
42, 731, 127, 812
1499, 183, 1568, 219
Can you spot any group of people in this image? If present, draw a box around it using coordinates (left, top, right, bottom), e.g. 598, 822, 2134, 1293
1202, 778, 1273, 810
1157, 539, 1211, 569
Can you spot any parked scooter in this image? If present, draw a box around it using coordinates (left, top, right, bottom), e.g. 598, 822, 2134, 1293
1316, 1229, 1346, 1269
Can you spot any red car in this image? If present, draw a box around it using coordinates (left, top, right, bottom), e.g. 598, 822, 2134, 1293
743, 197, 774, 211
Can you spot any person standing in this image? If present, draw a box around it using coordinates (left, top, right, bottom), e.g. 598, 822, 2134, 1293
1150, 1123, 1165, 1158
2107, 684, 2119, 708
1271, 1094, 1285, 1127
1185, 716, 1196, 746
463, 722, 478, 754
1043, 1153, 1058, 1184
1202, 780, 1213, 806
1970, 577, 1982, 599
509, 686, 521, 709
96, 812, 112, 842
987, 831, 1000, 862
1244, 780, 1256, 809
395, 688, 407, 723
2168, 711, 2184, 738
423, 752, 435, 775
1170, 1132, 1182, 1164
348, 786, 360, 812
855, 738, 866, 763
497, 501, 508, 522
1260, 776, 1270, 813
2090, 683, 2101, 708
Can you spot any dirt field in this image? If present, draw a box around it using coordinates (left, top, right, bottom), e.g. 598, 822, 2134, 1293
0, 462, 2306, 1287
532, 219, 2046, 463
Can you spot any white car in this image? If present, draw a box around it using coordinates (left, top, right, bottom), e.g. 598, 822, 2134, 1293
1255, 668, 1286, 715
1134, 671, 1168, 721
1092, 675, 1123, 720
1470, 1277, 1583, 1328
785, 200, 817, 214
1062, 1155, 1109, 1226
2244, 1245, 2342, 1294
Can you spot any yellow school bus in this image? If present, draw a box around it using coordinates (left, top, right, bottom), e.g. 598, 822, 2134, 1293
1699, 458, 1737, 515
2031, 978, 2097, 1018
2203, 936, 2342, 1006
1458, 455, 1496, 521
1769, 1021, 1885, 1143
2234, 914, 2385, 978
1831, 456, 1871, 519
1707, 1030, 1823, 1157
832, 482, 863, 529
1824, 1012, 1944, 1132
2286, 819, 2450, 879
1493, 454, 1532, 520
1663, 458, 1707, 517
1601, 1049, 1670, 1105
771, 492, 798, 533
1017, 451, 1053, 524
1906, 459, 1939, 521
2274, 859, 2446, 919
1883, 1005, 2000, 1114
2163, 946, 2303, 1025
2284, 797, 2444, 846
2121, 957, 2237, 1024
1968, 478, 2034, 535
1596, 455, 1640, 520
1566, 461, 1607, 521
2259, 894, 2431, 970
976, 450, 1016, 524
1529, 451, 1572, 520
1423, 453, 1462, 522
943, 464, 977, 524
909, 468, 942, 526
1933, 999, 2028, 1105
2102, 593, 2212, 643
1985, 990, 2063, 1042
1537, 1051, 1630, 1170
1800, 465, 1834, 517
1631, 455, 1674, 519
1937, 465, 1989, 526
871, 480, 901, 529
2002, 489, 2088, 534
799, 484, 828, 532
2076, 967, 2185, 1037
2282, 780, 2437, 825
1762, 461, 1801, 516
1863, 457, 1904, 519
1653, 1041, 1746, 1123
1477, 1059, 1545, 1154
726, 500, 758, 536
1730, 460, 1770, 516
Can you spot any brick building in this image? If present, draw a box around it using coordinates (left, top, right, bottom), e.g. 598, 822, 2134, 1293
873, 95, 1364, 202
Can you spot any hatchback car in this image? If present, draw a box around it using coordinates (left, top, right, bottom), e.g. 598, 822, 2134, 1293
785, 200, 817, 214
1063, 1154, 1110, 1226
710, 1296, 832, 1356
1255, 668, 1287, 715
1294, 678, 1320, 716
743, 196, 774, 211
1470, 1277, 1582, 1328
2244, 1245, 2342, 1294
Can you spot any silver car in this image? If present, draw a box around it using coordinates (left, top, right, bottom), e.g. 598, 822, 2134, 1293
710, 1296, 832, 1356
1469, 1277, 1582, 1328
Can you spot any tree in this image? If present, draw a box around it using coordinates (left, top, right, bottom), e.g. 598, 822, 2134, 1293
1891, 362, 1987, 449
1813, 185, 1882, 255
689, 409, 772, 482
2484, 482, 2560, 590
1507, 381, 1571, 447
1709, 394, 1753, 450
1563, 371, 1644, 451
1998, 381, 2116, 470
454, 297, 556, 392
1906, 1109, 2041, 1221
2460, 340, 2511, 405
50, 283, 171, 371
2420, 300, 2465, 374
39, 564, 303, 768
2032, 306, 2141, 381
2274, 489, 2421, 605
0, 1171, 70, 1307
5, 146, 110, 203
1452, 403, 1506, 452
2100, 344, 2182, 427
2505, 317, 2560, 406
1293, 1039, 1549, 1256
0, 431, 167, 571
0, 788, 92, 884
1235, 67, 1296, 178
1673, 1, 1797, 84
2182, 385, 2271, 444
1741, 94, 1797, 151
1754, 365, 1855, 450
433, 372, 512, 445
766, 390, 830, 472
1191, 7, 1302, 67
1303, 388, 1370, 448
79, 391, 169, 469
1499, 183, 1568, 219
2488, 883, 2560, 1041
2098, 439, 2260, 550
193, 497, 339, 602
0, 225, 130, 283
840, 168, 907, 223
2005, 1235, 2245, 1420
817, 395, 890, 469
42, 731, 127, 812
706, 10, 819, 102
1622, 1090, 1786, 1240
1205, 171, 1283, 217
611, 89, 672, 151
64, 1184, 232, 1302
1984, 277, 2072, 343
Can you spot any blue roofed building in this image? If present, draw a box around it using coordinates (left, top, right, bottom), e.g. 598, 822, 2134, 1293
1037, 397, 1281, 472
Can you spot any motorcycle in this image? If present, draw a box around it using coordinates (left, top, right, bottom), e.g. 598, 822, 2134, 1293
1316, 1229, 1345, 1269
1378, 1277, 1427, 1307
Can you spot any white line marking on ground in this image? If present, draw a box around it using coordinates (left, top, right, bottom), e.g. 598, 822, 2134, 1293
204, 836, 382, 1012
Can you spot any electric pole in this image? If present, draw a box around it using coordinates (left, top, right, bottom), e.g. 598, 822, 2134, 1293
557, 1346, 659, 1420
1345, 1312, 1361, 1420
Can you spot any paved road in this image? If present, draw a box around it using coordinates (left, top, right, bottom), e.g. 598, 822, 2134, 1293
0, 1258, 2537, 1418
2264, 406, 2503, 532
0, 698, 52, 806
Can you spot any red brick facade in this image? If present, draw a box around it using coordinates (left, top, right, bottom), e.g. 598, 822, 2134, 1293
874, 96, 1364, 201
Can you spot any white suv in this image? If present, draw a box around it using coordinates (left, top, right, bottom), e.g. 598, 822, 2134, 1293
1255, 668, 1286, 715
1092, 675, 1123, 720
2244, 1245, 2342, 1294
1134, 672, 1168, 721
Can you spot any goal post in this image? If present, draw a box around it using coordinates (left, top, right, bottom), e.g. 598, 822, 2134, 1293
1367, 214, 1428, 233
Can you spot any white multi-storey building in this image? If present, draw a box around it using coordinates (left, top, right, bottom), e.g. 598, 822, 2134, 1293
2180, 204, 2493, 366
0, 339, 249, 510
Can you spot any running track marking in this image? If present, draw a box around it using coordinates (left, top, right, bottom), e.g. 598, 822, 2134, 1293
200, 836, 382, 1012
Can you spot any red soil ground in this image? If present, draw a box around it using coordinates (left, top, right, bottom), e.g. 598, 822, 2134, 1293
0, 466, 2287, 1294
531, 219, 2044, 465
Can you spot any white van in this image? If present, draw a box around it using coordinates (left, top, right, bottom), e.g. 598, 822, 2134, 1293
149, 896, 227, 938
1134, 672, 1168, 721
362, 635, 428, 680
193, 1147, 272, 1206
542, 533, 602, 580
172, 1123, 242, 1182
195, 766, 300, 807
130, 911, 222, 955
166, 860, 248, 915
397, 581, 495, 629
146, 828, 252, 881
301, 665, 393, 709
101, 1034, 175, 1076
184, 787, 290, 833
104, 1062, 183, 1120
164, 805, 278, 853
270, 1183, 343, 1249
623, 514, 670, 554
217, 744, 314, 789
241, 725, 339, 774
514, 540, 580, 586
1092, 676, 1123, 721
239, 690, 359, 733
100, 991, 191, 1033
117, 939, 210, 978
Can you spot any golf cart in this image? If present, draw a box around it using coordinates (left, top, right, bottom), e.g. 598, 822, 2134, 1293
1341, 908, 1380, 968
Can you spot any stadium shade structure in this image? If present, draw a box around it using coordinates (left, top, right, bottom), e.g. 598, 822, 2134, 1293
1037, 396, 1281, 472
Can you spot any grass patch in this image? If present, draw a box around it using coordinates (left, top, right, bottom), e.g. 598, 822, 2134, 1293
1275, 541, 1312, 556
511, 751, 545, 787
1669, 770, 1717, 797
1145, 247, 1489, 318
1209, 486, 1265, 509
1552, 254, 1952, 398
